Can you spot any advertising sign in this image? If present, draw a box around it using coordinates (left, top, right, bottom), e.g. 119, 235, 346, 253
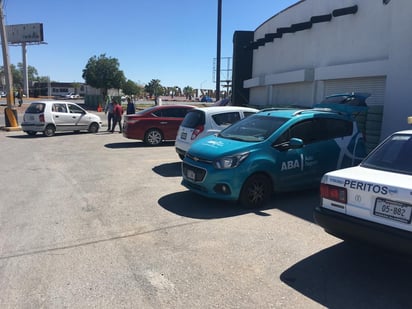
6, 23, 44, 44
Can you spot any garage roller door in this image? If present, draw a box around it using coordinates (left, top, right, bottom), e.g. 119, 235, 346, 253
272, 82, 313, 107
324, 77, 386, 153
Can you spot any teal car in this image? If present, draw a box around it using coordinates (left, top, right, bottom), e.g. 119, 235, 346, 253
181, 94, 368, 208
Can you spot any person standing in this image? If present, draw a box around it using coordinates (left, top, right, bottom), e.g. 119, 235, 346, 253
112, 100, 124, 133
126, 97, 136, 114
17, 88, 24, 107
104, 98, 115, 131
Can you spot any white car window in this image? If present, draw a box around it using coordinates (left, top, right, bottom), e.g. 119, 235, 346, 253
53, 103, 67, 113
212, 112, 241, 126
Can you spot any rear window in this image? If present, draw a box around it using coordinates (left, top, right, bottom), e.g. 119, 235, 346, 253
153, 107, 191, 118
181, 110, 205, 128
26, 103, 45, 113
212, 112, 241, 126
361, 134, 412, 175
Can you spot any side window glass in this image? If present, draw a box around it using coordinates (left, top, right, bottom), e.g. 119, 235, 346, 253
68, 104, 84, 114
289, 120, 319, 144
53, 103, 67, 113
175, 108, 190, 118
152, 110, 161, 117
161, 109, 174, 117
318, 118, 353, 140
212, 112, 241, 126
275, 130, 290, 145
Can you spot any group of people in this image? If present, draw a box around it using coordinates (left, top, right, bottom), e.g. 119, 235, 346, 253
104, 97, 136, 133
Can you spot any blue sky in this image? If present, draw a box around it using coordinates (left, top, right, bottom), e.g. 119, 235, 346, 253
3, 0, 297, 90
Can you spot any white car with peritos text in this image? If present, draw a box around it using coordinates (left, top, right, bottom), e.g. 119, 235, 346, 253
314, 129, 412, 255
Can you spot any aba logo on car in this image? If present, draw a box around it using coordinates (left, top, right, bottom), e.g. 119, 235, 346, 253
281, 160, 300, 171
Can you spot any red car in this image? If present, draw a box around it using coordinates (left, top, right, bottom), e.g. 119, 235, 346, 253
123, 105, 195, 145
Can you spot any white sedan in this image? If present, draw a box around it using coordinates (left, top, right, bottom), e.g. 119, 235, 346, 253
314, 129, 412, 255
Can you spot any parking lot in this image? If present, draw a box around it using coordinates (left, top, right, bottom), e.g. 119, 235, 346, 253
1, 123, 412, 308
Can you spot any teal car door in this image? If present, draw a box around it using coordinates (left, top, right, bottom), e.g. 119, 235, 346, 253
273, 119, 321, 190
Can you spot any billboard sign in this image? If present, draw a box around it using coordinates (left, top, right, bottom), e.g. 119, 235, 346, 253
6, 23, 44, 44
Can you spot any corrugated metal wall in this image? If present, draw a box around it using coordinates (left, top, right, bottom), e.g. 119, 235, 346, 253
324, 77, 386, 152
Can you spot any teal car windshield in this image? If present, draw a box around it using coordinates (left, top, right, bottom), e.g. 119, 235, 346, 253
218, 115, 288, 142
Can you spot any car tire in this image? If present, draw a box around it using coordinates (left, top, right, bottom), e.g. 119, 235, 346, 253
26, 131, 37, 136
144, 129, 163, 146
88, 123, 99, 133
239, 173, 272, 209
44, 124, 56, 137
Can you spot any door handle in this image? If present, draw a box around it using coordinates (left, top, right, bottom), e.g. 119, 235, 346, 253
55, 115, 59, 118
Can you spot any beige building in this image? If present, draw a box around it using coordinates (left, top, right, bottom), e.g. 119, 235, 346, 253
240, 0, 412, 141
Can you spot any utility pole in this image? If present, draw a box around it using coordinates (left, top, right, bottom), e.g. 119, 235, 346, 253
216, 0, 222, 101
0, 0, 18, 128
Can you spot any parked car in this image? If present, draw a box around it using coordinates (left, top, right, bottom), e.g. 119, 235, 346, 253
21, 101, 102, 137
122, 105, 195, 146
314, 128, 412, 255
175, 106, 258, 159
181, 95, 368, 208
213, 97, 231, 106
65, 92, 80, 99
200, 96, 213, 102
0, 91, 6, 97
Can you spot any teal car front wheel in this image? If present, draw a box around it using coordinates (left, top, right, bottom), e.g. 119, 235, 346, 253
239, 173, 272, 208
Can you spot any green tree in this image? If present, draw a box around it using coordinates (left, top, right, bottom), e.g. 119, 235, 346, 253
144, 79, 163, 98
183, 86, 194, 99
1, 64, 39, 88
123, 79, 143, 97
82, 54, 126, 97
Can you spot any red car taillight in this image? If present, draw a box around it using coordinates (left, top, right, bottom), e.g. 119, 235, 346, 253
191, 125, 204, 140
39, 114, 45, 123
320, 183, 347, 204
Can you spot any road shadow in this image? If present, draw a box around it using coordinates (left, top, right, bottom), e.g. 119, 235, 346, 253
280, 242, 412, 308
158, 188, 319, 221
270, 188, 319, 223
158, 191, 250, 219
104, 141, 175, 149
153, 162, 182, 177
6, 131, 90, 138
153, 158, 319, 221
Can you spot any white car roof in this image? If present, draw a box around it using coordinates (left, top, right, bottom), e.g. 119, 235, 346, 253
30, 100, 74, 104
193, 106, 259, 114
392, 129, 412, 135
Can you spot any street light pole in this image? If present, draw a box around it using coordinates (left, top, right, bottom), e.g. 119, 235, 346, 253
0, 0, 18, 128
216, 0, 222, 101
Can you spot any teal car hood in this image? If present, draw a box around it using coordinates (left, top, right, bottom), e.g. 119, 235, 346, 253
188, 135, 254, 160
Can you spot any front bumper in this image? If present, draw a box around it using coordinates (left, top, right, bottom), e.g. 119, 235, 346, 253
181, 161, 244, 201
314, 206, 412, 255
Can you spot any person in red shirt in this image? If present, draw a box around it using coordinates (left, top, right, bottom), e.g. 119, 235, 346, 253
111, 100, 124, 133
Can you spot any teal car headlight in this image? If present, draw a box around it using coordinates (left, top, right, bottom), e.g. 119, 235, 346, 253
213, 152, 249, 169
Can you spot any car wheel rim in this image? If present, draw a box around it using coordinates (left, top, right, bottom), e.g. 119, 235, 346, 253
45, 126, 55, 137
247, 182, 265, 205
148, 131, 161, 145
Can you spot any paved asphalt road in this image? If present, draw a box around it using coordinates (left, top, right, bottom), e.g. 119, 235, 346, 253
1, 107, 412, 308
